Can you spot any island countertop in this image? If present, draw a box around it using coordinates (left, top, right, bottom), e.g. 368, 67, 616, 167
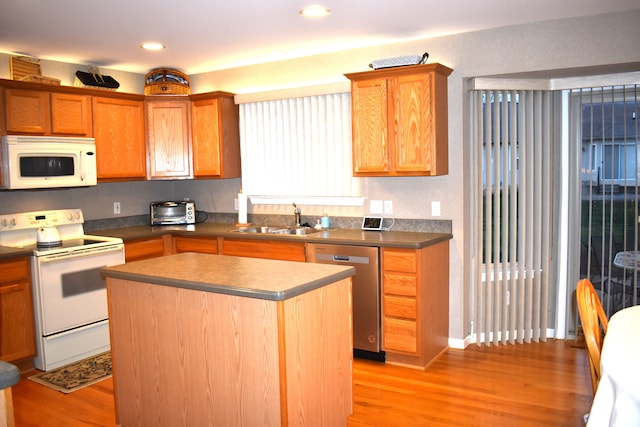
101, 252, 355, 301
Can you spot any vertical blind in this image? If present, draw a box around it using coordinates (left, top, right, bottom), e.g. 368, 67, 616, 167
575, 84, 640, 323
470, 89, 558, 346
238, 93, 359, 199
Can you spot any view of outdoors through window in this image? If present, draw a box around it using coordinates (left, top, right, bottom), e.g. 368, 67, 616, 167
579, 90, 640, 317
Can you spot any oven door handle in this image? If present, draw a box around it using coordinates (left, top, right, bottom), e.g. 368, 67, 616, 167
36, 244, 124, 263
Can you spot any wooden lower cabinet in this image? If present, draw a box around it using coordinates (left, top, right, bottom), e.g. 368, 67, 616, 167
171, 235, 218, 254
123, 236, 168, 262
381, 241, 449, 368
0, 257, 36, 363
221, 238, 306, 262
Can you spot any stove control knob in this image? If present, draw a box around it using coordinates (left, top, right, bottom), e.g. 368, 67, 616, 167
1, 218, 16, 227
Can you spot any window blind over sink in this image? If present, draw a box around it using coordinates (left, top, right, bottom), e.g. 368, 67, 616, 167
238, 92, 362, 203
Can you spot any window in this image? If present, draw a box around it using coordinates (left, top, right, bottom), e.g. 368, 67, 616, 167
238, 92, 363, 206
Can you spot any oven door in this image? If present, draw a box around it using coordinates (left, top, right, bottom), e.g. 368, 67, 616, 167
32, 245, 124, 336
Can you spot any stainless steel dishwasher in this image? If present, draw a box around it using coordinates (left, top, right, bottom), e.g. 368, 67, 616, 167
307, 243, 384, 362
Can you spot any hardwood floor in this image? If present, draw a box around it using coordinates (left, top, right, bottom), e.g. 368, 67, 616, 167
12, 339, 592, 426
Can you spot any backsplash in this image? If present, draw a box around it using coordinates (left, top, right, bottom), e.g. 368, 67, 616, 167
85, 212, 452, 234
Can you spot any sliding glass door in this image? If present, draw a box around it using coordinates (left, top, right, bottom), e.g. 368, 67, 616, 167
576, 86, 640, 319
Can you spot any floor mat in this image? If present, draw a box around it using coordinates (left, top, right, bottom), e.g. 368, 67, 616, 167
28, 351, 111, 393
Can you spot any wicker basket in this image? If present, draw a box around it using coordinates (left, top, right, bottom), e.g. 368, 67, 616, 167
10, 56, 60, 85
144, 68, 190, 95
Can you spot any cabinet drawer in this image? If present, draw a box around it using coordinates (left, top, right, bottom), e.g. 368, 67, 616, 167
383, 295, 418, 320
383, 295, 417, 319
125, 237, 165, 262
383, 317, 417, 354
383, 272, 417, 296
382, 249, 417, 273
173, 236, 218, 254
0, 257, 30, 284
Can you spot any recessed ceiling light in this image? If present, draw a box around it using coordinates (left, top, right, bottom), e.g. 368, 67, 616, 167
141, 42, 165, 51
299, 5, 330, 17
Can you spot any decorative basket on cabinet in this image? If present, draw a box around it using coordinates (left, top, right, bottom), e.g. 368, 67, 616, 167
144, 68, 190, 95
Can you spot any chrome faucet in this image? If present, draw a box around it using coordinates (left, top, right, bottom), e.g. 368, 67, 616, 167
292, 203, 301, 227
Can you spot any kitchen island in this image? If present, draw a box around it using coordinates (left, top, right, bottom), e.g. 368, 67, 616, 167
101, 252, 355, 427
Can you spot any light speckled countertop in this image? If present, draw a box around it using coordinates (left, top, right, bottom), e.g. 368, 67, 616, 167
101, 252, 355, 301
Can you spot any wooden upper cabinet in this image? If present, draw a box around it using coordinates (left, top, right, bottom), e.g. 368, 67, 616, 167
345, 63, 452, 177
50, 92, 93, 135
4, 89, 51, 134
4, 89, 92, 136
146, 98, 192, 179
190, 92, 241, 178
92, 96, 147, 180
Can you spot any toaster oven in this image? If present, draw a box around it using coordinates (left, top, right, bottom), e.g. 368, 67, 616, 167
150, 201, 196, 225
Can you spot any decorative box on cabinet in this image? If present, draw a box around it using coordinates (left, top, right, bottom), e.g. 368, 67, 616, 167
92, 95, 147, 180
381, 241, 449, 368
345, 63, 452, 177
0, 257, 36, 363
145, 98, 192, 179
190, 92, 241, 178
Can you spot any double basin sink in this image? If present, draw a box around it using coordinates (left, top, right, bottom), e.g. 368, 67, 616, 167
232, 225, 322, 236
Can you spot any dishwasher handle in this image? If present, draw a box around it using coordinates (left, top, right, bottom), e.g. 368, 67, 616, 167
312, 253, 370, 264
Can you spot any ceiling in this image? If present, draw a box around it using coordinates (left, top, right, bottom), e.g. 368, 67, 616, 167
0, 0, 638, 76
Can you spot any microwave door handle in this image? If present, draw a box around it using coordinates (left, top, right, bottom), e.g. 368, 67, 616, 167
79, 151, 86, 182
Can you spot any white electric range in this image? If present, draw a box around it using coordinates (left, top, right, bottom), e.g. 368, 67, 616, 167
0, 208, 124, 371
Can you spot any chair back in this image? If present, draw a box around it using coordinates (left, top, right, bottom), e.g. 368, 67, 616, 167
576, 278, 609, 394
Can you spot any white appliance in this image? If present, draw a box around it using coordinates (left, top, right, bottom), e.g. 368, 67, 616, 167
0, 209, 124, 371
0, 135, 97, 190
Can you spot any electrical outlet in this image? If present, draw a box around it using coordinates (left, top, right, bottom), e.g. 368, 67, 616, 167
370, 200, 383, 214
431, 201, 441, 217
113, 202, 121, 215
384, 200, 393, 215
234, 198, 239, 211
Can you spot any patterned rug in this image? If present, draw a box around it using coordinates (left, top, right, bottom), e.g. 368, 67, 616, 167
28, 351, 112, 393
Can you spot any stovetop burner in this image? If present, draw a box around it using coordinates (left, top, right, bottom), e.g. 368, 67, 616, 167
35, 238, 107, 251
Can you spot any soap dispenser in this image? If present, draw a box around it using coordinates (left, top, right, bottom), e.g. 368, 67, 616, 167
321, 209, 330, 229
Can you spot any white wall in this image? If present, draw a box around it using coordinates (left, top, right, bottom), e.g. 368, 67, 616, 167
1, 10, 639, 343
189, 10, 640, 344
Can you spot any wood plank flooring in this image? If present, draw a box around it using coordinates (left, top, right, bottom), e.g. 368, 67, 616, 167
12, 339, 592, 426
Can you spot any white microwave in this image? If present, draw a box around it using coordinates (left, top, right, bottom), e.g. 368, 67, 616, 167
1, 135, 97, 190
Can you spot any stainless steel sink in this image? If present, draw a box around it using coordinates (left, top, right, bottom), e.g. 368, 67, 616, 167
231, 225, 322, 235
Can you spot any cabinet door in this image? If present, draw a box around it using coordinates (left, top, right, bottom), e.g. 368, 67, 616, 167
191, 96, 241, 178
191, 98, 222, 177
124, 237, 166, 262
392, 73, 432, 173
0, 257, 36, 362
4, 89, 50, 134
93, 96, 147, 180
350, 77, 389, 174
50, 92, 93, 136
222, 238, 306, 262
146, 99, 192, 179
172, 235, 218, 254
